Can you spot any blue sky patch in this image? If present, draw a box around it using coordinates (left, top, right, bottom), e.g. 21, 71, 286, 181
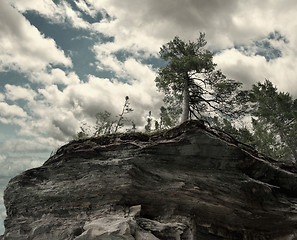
235, 31, 288, 61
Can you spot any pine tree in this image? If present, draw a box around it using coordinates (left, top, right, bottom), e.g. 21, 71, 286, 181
250, 79, 297, 162
155, 33, 247, 123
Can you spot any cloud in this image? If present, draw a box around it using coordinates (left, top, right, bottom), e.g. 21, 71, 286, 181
29, 58, 162, 136
2, 1, 297, 155
11, 0, 91, 29
74, 0, 99, 18
0, 71, 161, 145
89, 0, 246, 49
0, 152, 46, 233
57, 72, 162, 126
87, 0, 297, 57
87, 0, 297, 96
0, 0, 72, 73
31, 68, 81, 86
3, 0, 297, 144
5, 84, 37, 102
0, 102, 27, 118
0, 139, 50, 154
214, 49, 269, 88
214, 45, 297, 97
88, 0, 297, 98
0, 154, 45, 177
9, 0, 58, 18
58, 1, 90, 28
0, 152, 45, 235
9, 97, 79, 141
93, 45, 127, 77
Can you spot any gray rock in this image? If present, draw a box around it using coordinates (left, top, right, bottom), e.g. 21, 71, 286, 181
2, 120, 297, 239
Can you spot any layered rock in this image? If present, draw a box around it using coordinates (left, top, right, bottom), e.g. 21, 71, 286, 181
2, 120, 297, 239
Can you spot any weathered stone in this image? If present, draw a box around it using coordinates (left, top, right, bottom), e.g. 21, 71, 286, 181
2, 120, 297, 239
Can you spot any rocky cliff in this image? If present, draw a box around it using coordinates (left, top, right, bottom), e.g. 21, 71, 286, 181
2, 120, 297, 240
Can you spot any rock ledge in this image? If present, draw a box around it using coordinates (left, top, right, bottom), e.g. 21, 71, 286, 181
2, 120, 297, 240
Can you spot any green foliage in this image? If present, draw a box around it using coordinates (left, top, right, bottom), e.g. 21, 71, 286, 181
251, 118, 286, 159
213, 79, 297, 163
155, 34, 248, 123
76, 121, 92, 139
249, 79, 297, 162
211, 117, 254, 146
158, 106, 178, 129
76, 96, 134, 139
93, 111, 116, 137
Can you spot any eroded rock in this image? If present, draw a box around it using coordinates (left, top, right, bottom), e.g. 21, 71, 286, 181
2, 120, 297, 239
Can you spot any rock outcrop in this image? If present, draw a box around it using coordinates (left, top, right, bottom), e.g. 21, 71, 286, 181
2, 120, 297, 239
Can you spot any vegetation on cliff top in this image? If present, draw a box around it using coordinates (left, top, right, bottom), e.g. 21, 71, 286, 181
75, 33, 297, 163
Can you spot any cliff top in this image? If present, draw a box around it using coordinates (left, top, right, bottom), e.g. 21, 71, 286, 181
3, 120, 297, 239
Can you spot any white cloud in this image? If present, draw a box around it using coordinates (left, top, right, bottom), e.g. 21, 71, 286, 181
0, 102, 27, 118
31, 68, 81, 86
28, 59, 162, 134
96, 0, 294, 50
0, 0, 72, 73
11, 0, 90, 29
0, 139, 49, 154
60, 1, 90, 29
0, 116, 25, 126
93, 45, 126, 76
92, 19, 162, 55
38, 85, 67, 107
86, 0, 297, 95
89, 0, 241, 49
214, 47, 297, 97
0, 153, 45, 179
74, 0, 98, 18
214, 49, 269, 88
87, 0, 297, 100
3, 0, 297, 145
7, 95, 79, 141
10, 0, 58, 17
5, 84, 37, 102
0, 152, 46, 233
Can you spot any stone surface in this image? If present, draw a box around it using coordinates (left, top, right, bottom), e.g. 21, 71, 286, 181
2, 120, 297, 239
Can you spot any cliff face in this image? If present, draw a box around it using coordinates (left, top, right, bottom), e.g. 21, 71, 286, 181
2, 120, 297, 240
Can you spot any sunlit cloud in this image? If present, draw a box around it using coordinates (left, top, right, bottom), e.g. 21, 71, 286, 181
0, 0, 72, 73
5, 84, 37, 102
0, 102, 28, 118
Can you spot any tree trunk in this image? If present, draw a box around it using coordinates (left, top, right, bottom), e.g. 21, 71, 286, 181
181, 76, 190, 123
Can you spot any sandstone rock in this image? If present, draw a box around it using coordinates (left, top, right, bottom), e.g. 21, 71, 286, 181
2, 120, 297, 239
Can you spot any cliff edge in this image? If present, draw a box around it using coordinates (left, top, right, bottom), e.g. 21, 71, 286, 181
2, 120, 297, 240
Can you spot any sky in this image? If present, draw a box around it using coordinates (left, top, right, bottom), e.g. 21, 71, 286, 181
1, 0, 297, 234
